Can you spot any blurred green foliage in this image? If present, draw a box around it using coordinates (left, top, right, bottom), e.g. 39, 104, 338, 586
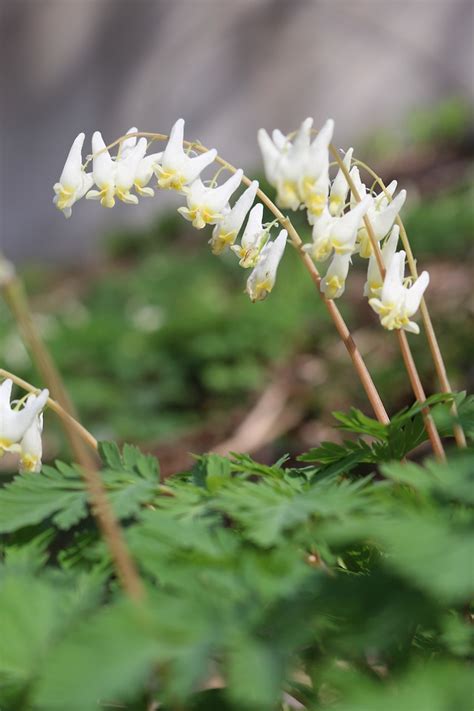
0, 403, 473, 710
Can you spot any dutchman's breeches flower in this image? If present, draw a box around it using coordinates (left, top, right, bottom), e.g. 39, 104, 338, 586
18, 406, 44, 473
330, 197, 373, 255
299, 119, 334, 220
246, 229, 287, 302
320, 252, 352, 300
53, 133, 93, 218
0, 379, 48, 470
178, 170, 244, 230
303, 208, 335, 262
231, 203, 267, 268
210, 180, 259, 255
156, 118, 217, 192
364, 225, 400, 299
329, 147, 353, 217
357, 190, 407, 258
369, 250, 429, 334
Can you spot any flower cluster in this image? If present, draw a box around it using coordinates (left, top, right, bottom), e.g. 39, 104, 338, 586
258, 117, 429, 332
0, 379, 48, 473
53, 119, 287, 302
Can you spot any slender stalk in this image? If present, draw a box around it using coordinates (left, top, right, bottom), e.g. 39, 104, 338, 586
329, 146, 446, 460
0, 368, 98, 451
353, 158, 466, 448
101, 131, 389, 425
1, 275, 145, 600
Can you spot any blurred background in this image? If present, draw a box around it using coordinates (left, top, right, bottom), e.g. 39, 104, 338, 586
0, 0, 473, 473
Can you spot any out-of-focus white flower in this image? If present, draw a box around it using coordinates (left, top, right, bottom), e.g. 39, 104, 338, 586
246, 229, 287, 302
258, 117, 334, 217
329, 148, 353, 216
18, 407, 44, 473
320, 252, 352, 300
210, 180, 259, 255
156, 119, 217, 192
369, 250, 429, 334
299, 119, 334, 219
330, 197, 372, 255
364, 225, 400, 299
231, 203, 266, 268
303, 208, 335, 262
178, 170, 243, 230
53, 133, 93, 218
258, 119, 312, 207
357, 189, 406, 258
0, 379, 48, 458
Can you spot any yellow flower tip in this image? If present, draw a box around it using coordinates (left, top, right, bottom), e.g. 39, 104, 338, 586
329, 198, 342, 216
0, 437, 13, 450
20, 454, 38, 473
253, 279, 273, 302
323, 276, 344, 300
210, 230, 237, 255
305, 193, 326, 217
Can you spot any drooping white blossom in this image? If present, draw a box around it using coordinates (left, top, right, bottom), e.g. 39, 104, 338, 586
246, 229, 287, 302
330, 196, 373, 255
18, 406, 44, 473
118, 127, 163, 197
0, 380, 48, 461
209, 180, 259, 255
364, 225, 400, 299
369, 250, 429, 334
53, 133, 93, 218
86, 132, 149, 207
178, 170, 243, 230
357, 189, 407, 258
320, 252, 352, 300
303, 208, 335, 262
299, 119, 334, 220
231, 203, 267, 268
329, 148, 353, 216
156, 119, 217, 192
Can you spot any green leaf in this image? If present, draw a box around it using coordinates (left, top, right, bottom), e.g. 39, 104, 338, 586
33, 599, 160, 711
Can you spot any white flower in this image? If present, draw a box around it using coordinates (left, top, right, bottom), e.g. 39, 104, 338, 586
0, 379, 48, 456
357, 189, 407, 258
156, 118, 217, 191
246, 229, 287, 302
18, 407, 44, 473
117, 127, 163, 197
299, 119, 334, 219
303, 208, 335, 262
209, 180, 259, 255
53, 133, 93, 218
178, 170, 243, 230
329, 148, 353, 216
320, 252, 352, 300
349, 166, 367, 208
369, 250, 429, 334
258, 118, 314, 210
231, 203, 266, 268
364, 225, 400, 299
86, 131, 148, 207
330, 196, 373, 255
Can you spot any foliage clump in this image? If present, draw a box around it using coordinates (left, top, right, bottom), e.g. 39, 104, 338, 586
1, 402, 473, 710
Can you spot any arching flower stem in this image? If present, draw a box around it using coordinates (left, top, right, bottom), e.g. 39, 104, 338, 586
353, 158, 466, 449
329, 146, 446, 461
96, 131, 390, 426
